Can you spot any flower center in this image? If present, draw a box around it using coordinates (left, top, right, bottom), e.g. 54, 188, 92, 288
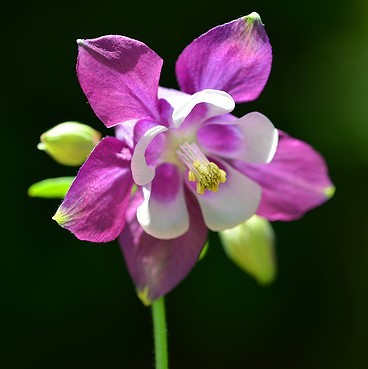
176, 142, 227, 195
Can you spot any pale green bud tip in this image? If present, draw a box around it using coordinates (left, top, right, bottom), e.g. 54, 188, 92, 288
38, 122, 101, 166
76, 39, 88, 48
27, 177, 74, 199
244, 12, 264, 26
52, 207, 69, 226
324, 185, 336, 199
137, 287, 152, 306
219, 215, 276, 285
37, 142, 46, 151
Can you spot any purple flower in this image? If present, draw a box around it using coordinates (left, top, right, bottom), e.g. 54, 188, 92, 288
53, 13, 334, 303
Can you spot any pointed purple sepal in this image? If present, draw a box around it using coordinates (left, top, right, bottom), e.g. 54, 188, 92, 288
234, 132, 335, 221
175, 13, 272, 103
77, 36, 163, 127
119, 190, 208, 304
53, 137, 134, 242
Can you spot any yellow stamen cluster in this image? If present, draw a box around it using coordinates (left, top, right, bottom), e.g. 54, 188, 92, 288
188, 160, 227, 195
177, 141, 227, 195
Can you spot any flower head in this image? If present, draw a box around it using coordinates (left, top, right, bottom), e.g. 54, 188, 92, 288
53, 13, 334, 303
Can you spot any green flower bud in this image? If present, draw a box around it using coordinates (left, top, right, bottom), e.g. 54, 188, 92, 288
38, 122, 101, 166
219, 215, 277, 285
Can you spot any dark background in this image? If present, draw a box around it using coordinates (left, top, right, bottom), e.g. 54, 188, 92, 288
3, 0, 368, 368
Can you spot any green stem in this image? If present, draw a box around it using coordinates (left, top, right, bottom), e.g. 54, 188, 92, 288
151, 296, 169, 369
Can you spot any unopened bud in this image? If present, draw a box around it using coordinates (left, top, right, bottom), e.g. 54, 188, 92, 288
38, 122, 101, 166
219, 215, 276, 285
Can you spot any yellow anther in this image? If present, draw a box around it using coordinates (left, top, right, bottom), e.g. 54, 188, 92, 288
196, 182, 205, 195
188, 160, 227, 195
188, 170, 196, 182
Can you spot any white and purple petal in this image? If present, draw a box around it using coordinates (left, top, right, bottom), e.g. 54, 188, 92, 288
186, 160, 262, 231
198, 112, 278, 163
233, 132, 335, 221
77, 36, 163, 127
119, 190, 207, 303
158, 87, 191, 111
171, 89, 235, 128
137, 163, 189, 239
53, 137, 134, 242
131, 124, 168, 185
176, 13, 272, 103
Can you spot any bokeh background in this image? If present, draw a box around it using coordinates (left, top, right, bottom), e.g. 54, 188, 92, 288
3, 0, 368, 368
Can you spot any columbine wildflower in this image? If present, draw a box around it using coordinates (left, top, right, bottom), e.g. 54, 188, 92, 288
52, 13, 334, 303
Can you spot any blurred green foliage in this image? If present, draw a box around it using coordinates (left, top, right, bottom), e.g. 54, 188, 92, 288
3, 0, 368, 368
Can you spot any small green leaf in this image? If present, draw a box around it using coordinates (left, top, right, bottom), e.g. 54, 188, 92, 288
27, 177, 75, 199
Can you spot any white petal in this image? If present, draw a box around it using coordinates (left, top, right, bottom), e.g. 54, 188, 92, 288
192, 162, 261, 231
131, 125, 167, 185
158, 87, 191, 109
236, 112, 278, 163
137, 165, 190, 239
172, 89, 235, 128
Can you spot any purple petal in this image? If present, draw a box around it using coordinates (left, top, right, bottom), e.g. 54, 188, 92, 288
137, 163, 189, 239
175, 13, 272, 103
197, 122, 244, 157
233, 132, 335, 221
114, 119, 138, 149
119, 190, 207, 303
53, 137, 134, 242
77, 36, 163, 128
158, 98, 174, 127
